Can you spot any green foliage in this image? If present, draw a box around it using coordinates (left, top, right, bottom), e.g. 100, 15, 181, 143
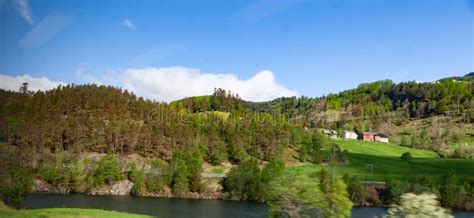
185, 148, 204, 192
145, 159, 169, 193
310, 131, 328, 163
267, 171, 329, 217
439, 170, 458, 208
385, 179, 410, 204
93, 155, 122, 186
342, 174, 366, 204
299, 131, 330, 163
128, 162, 145, 195
170, 155, 190, 196
328, 178, 353, 217
37, 163, 59, 185
222, 159, 262, 201
401, 152, 412, 161
0, 208, 153, 218
207, 141, 228, 166
316, 168, 330, 194
0, 166, 32, 208
69, 158, 88, 192
260, 157, 285, 200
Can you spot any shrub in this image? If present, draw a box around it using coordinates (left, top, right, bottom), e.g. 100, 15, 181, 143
186, 148, 204, 192
145, 172, 160, 193
222, 159, 261, 200
208, 142, 227, 165
171, 158, 189, 196
401, 152, 412, 161
150, 159, 171, 192
342, 174, 366, 204
37, 163, 59, 185
93, 155, 122, 186
267, 171, 329, 217
0, 166, 32, 208
69, 158, 88, 192
128, 163, 145, 195
385, 179, 410, 204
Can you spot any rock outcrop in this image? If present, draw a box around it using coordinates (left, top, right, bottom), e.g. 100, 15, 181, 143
89, 180, 134, 195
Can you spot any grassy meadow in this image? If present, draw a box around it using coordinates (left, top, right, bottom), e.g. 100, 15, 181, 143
288, 140, 474, 181
0, 208, 152, 218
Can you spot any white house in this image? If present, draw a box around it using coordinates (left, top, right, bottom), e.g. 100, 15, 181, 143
321, 129, 338, 139
376, 136, 389, 143
344, 130, 358, 140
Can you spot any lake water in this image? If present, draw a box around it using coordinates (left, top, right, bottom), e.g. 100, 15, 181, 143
23, 194, 474, 218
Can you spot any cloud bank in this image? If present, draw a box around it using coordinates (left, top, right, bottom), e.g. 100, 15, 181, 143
1, 67, 298, 102
0, 74, 65, 91
120, 67, 298, 102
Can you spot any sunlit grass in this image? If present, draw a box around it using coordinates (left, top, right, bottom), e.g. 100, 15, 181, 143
288, 140, 474, 181
0, 207, 152, 218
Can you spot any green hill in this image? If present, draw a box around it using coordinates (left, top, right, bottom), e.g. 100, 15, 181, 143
335, 140, 437, 158
289, 140, 474, 181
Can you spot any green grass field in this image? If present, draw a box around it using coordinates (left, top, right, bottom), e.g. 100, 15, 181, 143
288, 140, 474, 181
0, 207, 152, 218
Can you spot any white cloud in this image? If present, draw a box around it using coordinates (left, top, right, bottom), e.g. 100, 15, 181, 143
0, 74, 66, 92
121, 18, 135, 29
1, 67, 297, 102
14, 0, 34, 25
120, 67, 298, 102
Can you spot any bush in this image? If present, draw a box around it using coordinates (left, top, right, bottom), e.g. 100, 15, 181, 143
171, 158, 189, 196
222, 159, 261, 200
145, 172, 160, 193
267, 171, 329, 217
69, 158, 88, 192
342, 174, 366, 204
93, 155, 122, 186
384, 179, 410, 204
0, 166, 32, 208
128, 162, 145, 195
147, 159, 170, 192
37, 164, 59, 185
401, 152, 412, 161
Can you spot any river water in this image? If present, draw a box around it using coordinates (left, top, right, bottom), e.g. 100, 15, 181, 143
23, 194, 474, 218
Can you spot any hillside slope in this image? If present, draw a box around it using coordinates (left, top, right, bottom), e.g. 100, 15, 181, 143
289, 140, 474, 181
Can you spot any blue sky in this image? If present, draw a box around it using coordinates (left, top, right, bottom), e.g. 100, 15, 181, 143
0, 0, 473, 101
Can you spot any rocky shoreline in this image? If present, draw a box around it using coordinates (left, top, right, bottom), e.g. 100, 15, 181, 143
31, 179, 221, 200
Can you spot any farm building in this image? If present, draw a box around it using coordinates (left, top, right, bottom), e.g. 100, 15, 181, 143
361, 132, 389, 143
344, 130, 358, 140
321, 129, 338, 139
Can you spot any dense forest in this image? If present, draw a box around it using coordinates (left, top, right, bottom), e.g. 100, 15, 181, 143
176, 73, 474, 155
0, 73, 472, 164
0, 73, 473, 211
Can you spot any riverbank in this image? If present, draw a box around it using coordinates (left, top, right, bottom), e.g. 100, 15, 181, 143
32, 178, 222, 200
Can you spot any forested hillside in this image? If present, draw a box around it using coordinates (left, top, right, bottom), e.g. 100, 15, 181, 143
1, 73, 473, 165
0, 73, 473, 211
176, 73, 474, 156
0, 85, 295, 164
